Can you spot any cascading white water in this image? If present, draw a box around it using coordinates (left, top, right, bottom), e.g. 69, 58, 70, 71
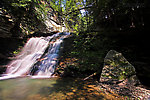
0, 32, 70, 80
31, 32, 70, 78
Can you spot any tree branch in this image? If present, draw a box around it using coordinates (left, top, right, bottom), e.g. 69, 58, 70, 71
63, 6, 92, 16
63, 1, 96, 16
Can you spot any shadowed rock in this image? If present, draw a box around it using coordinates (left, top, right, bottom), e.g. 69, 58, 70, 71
100, 50, 138, 85
99, 50, 150, 99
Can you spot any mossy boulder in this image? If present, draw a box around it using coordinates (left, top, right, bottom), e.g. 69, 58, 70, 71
100, 50, 139, 85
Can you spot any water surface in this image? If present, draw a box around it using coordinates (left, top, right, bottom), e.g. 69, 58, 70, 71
0, 77, 107, 100
0, 78, 59, 100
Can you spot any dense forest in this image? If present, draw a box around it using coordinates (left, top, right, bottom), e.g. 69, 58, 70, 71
1, 0, 148, 34
0, 0, 150, 99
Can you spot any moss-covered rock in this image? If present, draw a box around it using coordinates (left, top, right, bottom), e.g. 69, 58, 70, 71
99, 50, 150, 99
100, 50, 139, 85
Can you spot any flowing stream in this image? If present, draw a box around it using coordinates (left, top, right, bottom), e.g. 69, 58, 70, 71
0, 32, 119, 100
0, 32, 90, 100
0, 32, 70, 80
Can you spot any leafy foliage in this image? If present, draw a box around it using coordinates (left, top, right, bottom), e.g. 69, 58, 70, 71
0, 0, 52, 36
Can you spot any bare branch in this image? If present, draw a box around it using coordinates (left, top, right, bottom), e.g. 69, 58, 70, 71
63, 6, 92, 16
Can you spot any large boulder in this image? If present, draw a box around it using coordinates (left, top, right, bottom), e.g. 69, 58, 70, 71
100, 50, 138, 84
99, 50, 150, 99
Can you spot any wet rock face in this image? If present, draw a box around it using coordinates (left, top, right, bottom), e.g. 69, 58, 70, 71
100, 50, 139, 85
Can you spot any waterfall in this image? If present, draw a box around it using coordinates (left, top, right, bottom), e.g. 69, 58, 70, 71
31, 32, 70, 78
0, 32, 70, 80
